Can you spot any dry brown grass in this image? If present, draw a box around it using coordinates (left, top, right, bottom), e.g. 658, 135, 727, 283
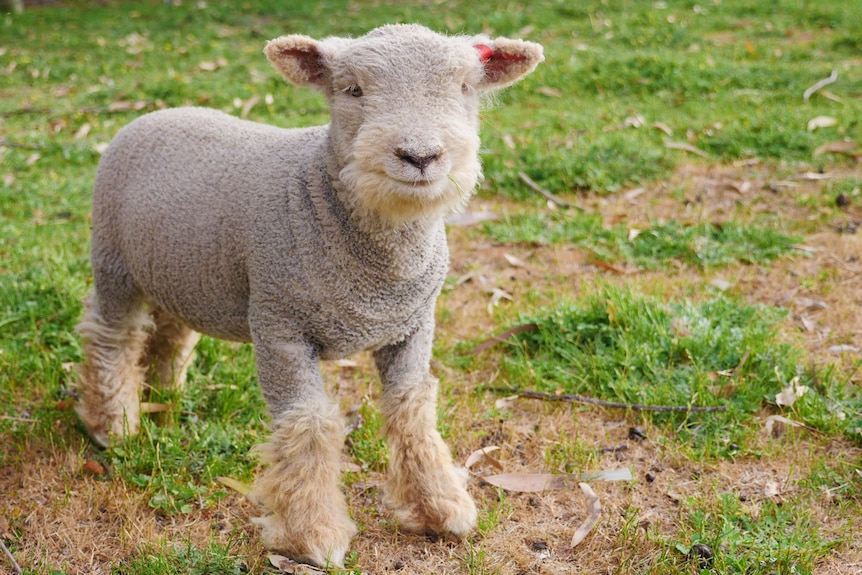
2, 162, 861, 574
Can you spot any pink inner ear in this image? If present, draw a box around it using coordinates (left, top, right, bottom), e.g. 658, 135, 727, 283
474, 44, 493, 63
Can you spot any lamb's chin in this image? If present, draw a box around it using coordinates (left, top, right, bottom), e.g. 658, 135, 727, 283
341, 168, 473, 224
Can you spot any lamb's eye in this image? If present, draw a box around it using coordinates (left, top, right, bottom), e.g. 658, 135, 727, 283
347, 85, 363, 97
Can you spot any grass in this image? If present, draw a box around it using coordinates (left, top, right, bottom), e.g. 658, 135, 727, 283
482, 212, 802, 268
2, 0, 862, 574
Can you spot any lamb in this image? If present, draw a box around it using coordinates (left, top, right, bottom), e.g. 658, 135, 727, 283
75, 24, 543, 567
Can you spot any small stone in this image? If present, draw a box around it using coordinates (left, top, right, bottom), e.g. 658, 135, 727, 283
628, 426, 647, 441
83, 459, 106, 476
690, 543, 714, 567
836, 192, 850, 208
531, 540, 548, 551
645, 472, 656, 483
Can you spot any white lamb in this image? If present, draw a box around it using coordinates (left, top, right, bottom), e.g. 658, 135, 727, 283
75, 24, 543, 566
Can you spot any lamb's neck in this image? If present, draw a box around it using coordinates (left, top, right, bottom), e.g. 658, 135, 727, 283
316, 148, 447, 281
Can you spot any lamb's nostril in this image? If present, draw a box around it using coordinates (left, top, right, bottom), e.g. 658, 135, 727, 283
395, 148, 441, 172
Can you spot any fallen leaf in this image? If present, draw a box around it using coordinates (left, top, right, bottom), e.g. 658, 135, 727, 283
807, 116, 838, 131
108, 100, 148, 112
795, 314, 817, 332
3, 174, 14, 187
628, 228, 642, 241
503, 253, 526, 267
217, 476, 253, 497
60, 362, 75, 372
803, 69, 838, 102
199, 56, 228, 72
334, 359, 358, 369
813, 140, 857, 157
570, 483, 601, 548
74, 123, 91, 140
342, 461, 363, 473
493, 395, 518, 411
800, 172, 833, 180
466, 323, 539, 355
93, 142, 110, 154
483, 469, 631, 492
240, 94, 260, 119
538, 86, 562, 97
764, 414, 821, 437
487, 287, 513, 315
0, 515, 11, 539
709, 278, 732, 291
652, 121, 673, 136
775, 376, 807, 408
268, 555, 325, 574
763, 480, 780, 498
828, 344, 860, 355
83, 459, 106, 476
465, 446, 504, 472
445, 210, 498, 227
25, 153, 41, 166
665, 141, 710, 158
623, 187, 647, 201
140, 402, 170, 414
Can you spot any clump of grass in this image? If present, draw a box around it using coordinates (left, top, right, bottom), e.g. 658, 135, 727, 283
345, 400, 388, 473
666, 493, 842, 575
498, 285, 858, 453
116, 539, 248, 575
483, 212, 801, 269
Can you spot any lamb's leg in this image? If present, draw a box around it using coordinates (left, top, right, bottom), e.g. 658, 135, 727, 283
249, 336, 357, 568
75, 291, 153, 447
141, 303, 200, 392
374, 319, 478, 536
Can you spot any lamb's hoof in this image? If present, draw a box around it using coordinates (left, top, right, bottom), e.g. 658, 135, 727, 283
387, 465, 478, 536
253, 511, 358, 568
76, 404, 139, 448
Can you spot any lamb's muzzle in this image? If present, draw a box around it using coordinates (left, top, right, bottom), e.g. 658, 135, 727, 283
75, 23, 543, 567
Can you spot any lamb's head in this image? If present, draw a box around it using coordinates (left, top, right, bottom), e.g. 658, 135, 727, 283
265, 24, 543, 223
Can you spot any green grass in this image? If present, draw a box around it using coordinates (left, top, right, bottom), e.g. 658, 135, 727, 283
493, 285, 861, 454
483, 212, 802, 268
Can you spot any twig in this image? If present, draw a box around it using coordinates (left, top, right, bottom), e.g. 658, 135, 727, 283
0, 539, 22, 575
803, 70, 838, 102
465, 323, 538, 355
517, 171, 578, 209
0, 138, 43, 150
483, 386, 727, 413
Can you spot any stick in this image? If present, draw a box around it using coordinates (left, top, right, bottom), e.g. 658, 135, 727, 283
517, 171, 577, 209
803, 70, 838, 102
482, 386, 727, 413
0, 539, 22, 575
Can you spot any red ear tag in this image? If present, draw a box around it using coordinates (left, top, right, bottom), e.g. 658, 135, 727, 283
474, 44, 493, 63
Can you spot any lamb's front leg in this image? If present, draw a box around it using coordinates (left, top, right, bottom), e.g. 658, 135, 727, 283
249, 336, 357, 567
374, 321, 478, 536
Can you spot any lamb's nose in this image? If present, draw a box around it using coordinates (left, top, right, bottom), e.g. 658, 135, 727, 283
395, 148, 441, 172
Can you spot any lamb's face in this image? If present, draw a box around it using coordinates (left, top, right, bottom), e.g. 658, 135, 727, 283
265, 24, 544, 223
328, 30, 484, 222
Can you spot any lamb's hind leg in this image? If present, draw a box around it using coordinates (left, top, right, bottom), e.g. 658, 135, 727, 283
76, 292, 153, 447
141, 303, 200, 393
249, 333, 357, 567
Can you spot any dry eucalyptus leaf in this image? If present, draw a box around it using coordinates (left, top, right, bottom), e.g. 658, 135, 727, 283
487, 287, 513, 314
483, 469, 631, 492
538, 86, 562, 97
445, 210, 498, 227
652, 121, 673, 136
807, 116, 838, 131
764, 480, 780, 498
465, 446, 504, 472
0, 515, 11, 539
140, 402, 171, 414
710, 278, 732, 291
570, 483, 601, 549
813, 140, 857, 157
74, 123, 91, 140
240, 94, 260, 119
828, 345, 860, 355
503, 253, 526, 267
665, 141, 710, 158
268, 555, 325, 575
494, 394, 519, 410
217, 476, 253, 497
25, 153, 41, 166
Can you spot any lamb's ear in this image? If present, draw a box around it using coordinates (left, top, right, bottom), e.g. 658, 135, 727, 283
265, 35, 331, 89
473, 38, 544, 91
